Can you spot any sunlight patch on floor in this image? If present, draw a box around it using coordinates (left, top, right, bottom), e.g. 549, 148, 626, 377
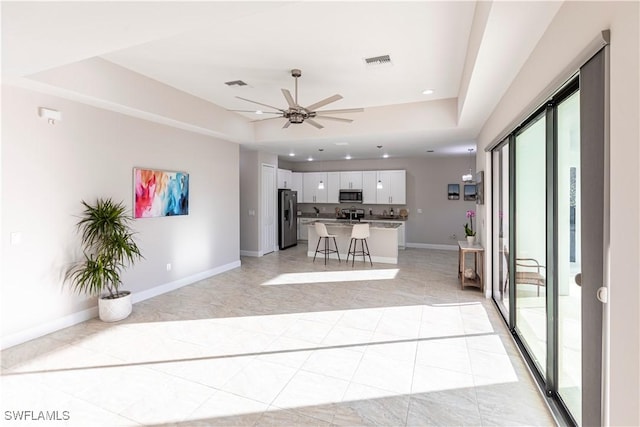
261, 268, 399, 286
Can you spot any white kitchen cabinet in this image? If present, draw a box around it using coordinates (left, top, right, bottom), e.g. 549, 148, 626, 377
292, 172, 304, 201
302, 172, 328, 203
377, 170, 406, 205
340, 171, 363, 190
277, 168, 293, 189
327, 172, 340, 204
362, 171, 378, 204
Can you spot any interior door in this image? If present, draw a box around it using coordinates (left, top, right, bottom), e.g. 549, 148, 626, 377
261, 164, 276, 255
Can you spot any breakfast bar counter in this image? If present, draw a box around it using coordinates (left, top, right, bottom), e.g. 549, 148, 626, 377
305, 221, 399, 264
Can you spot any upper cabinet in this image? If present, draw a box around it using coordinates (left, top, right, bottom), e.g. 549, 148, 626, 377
295, 169, 406, 205
302, 172, 328, 203
362, 171, 378, 204
292, 172, 304, 201
277, 168, 293, 189
376, 170, 406, 205
327, 172, 340, 204
339, 171, 363, 190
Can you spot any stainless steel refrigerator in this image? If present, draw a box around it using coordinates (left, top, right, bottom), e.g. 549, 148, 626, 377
278, 189, 298, 250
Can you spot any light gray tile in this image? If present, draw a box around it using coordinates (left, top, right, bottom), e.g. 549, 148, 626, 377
1, 244, 554, 427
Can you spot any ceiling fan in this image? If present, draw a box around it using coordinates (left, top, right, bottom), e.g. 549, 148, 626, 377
229, 69, 364, 129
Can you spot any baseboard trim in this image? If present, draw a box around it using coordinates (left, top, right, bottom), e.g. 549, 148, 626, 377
131, 260, 241, 304
406, 242, 458, 251
240, 250, 262, 257
1, 259, 242, 350
1, 306, 98, 350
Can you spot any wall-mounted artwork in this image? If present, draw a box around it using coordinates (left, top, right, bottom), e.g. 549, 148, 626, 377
134, 168, 189, 218
476, 171, 484, 205
448, 184, 460, 200
464, 184, 477, 201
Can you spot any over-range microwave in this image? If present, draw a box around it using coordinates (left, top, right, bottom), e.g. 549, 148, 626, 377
339, 189, 363, 204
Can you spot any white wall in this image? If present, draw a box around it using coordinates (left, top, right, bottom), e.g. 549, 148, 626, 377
1, 84, 240, 347
476, 2, 640, 425
286, 156, 477, 246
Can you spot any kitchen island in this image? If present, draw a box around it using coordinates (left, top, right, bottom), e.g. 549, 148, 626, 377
306, 220, 400, 264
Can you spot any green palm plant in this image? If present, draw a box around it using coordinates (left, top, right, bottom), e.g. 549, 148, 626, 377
66, 198, 143, 299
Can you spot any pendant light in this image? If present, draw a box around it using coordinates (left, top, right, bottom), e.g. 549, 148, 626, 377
318, 180, 325, 190
462, 148, 474, 182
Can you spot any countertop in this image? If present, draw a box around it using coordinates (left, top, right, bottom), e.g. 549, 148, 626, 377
298, 212, 407, 221
305, 220, 403, 229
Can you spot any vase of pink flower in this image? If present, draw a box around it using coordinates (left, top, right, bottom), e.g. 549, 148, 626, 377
464, 210, 476, 244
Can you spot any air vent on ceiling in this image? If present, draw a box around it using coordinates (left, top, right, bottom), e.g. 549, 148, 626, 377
225, 80, 248, 86
364, 54, 392, 66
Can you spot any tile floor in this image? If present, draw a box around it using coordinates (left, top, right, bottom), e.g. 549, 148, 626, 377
0, 245, 556, 426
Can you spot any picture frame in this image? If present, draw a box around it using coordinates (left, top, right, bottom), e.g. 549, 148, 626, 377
447, 184, 460, 200
134, 168, 190, 218
464, 184, 477, 201
476, 171, 484, 205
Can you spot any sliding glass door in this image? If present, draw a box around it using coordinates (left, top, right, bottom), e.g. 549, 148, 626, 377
556, 90, 582, 424
514, 113, 548, 376
492, 144, 510, 318
490, 72, 604, 426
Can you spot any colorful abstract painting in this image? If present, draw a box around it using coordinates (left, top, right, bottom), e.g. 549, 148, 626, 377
134, 168, 189, 218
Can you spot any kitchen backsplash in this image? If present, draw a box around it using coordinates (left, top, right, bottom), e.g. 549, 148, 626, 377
298, 203, 407, 217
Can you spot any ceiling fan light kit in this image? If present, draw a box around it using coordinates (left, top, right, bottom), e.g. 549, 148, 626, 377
230, 69, 364, 129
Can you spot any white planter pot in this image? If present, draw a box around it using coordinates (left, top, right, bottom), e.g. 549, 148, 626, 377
466, 235, 476, 245
98, 291, 132, 322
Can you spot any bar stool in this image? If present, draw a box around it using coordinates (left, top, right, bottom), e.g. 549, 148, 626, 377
347, 223, 373, 267
313, 222, 340, 265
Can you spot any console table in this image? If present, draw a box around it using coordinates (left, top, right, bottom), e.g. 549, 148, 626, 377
458, 241, 484, 291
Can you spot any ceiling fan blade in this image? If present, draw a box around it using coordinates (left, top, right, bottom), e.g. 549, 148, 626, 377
250, 116, 284, 123
283, 120, 292, 129
315, 108, 364, 115
236, 96, 285, 112
313, 116, 353, 123
228, 109, 281, 115
305, 118, 324, 129
305, 94, 343, 112
281, 89, 296, 108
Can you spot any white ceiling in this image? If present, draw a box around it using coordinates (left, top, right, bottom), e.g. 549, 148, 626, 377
2, 1, 563, 162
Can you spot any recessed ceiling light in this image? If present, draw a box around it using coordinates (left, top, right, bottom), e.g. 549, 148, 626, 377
345, 155, 352, 160
289, 152, 295, 157
422, 89, 434, 95
255, 110, 263, 115
307, 157, 313, 162
383, 153, 389, 159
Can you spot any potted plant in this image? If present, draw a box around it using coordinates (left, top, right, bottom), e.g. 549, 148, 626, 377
464, 209, 476, 244
65, 198, 143, 322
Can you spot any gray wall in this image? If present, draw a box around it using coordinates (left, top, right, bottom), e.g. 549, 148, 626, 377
286, 156, 476, 246
240, 150, 259, 252
1, 84, 240, 342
